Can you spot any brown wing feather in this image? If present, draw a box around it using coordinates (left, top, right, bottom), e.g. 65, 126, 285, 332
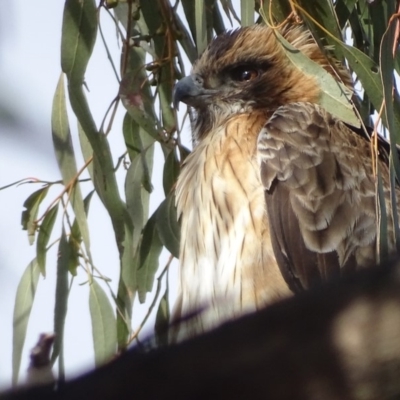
258, 102, 388, 291
266, 180, 355, 292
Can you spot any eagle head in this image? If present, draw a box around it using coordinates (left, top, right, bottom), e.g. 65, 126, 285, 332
173, 24, 349, 140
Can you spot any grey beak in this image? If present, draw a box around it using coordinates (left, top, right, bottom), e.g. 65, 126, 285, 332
173, 75, 205, 110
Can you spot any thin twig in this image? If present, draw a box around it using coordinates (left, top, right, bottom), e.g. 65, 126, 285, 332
35, 156, 93, 224
98, 17, 121, 83
128, 254, 174, 345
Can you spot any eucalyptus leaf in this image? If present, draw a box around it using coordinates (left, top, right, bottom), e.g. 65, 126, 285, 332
335, 0, 357, 29
275, 32, 359, 127
380, 17, 400, 250
259, 0, 292, 23
297, 0, 344, 62
69, 84, 128, 260
51, 229, 70, 373
140, 1, 176, 133
337, 42, 400, 135
52, 73, 92, 260
181, 0, 196, 40
137, 212, 163, 303
195, 0, 207, 55
116, 277, 132, 350
211, 0, 226, 36
163, 148, 180, 196
119, 71, 160, 141
62, 0, 128, 256
77, 121, 94, 180
241, 0, 255, 27
220, 0, 241, 25
68, 191, 94, 275
380, 17, 400, 176
89, 280, 117, 366
61, 0, 97, 84
174, 12, 198, 64
36, 203, 59, 276
125, 155, 145, 254
155, 288, 170, 347
156, 194, 180, 259
12, 259, 40, 385
120, 222, 136, 312
377, 166, 388, 264
21, 187, 50, 245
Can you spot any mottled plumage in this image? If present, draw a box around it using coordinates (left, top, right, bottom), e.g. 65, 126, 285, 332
173, 24, 399, 340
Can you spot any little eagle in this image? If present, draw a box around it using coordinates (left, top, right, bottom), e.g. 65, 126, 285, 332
172, 24, 399, 339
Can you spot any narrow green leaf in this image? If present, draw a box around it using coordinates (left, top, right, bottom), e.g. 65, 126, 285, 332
139, 1, 176, 133
377, 167, 388, 264
36, 204, 59, 276
21, 187, 49, 245
77, 121, 94, 180
155, 288, 170, 347
178, 145, 192, 163
69, 84, 127, 262
61, 0, 98, 84
212, 0, 226, 35
12, 259, 40, 385
275, 32, 359, 127
352, 1, 372, 57
122, 112, 155, 195
69, 191, 94, 275
380, 16, 400, 251
119, 71, 161, 141
137, 212, 163, 303
174, 12, 198, 63
156, 194, 180, 259
380, 17, 400, 179
181, 0, 196, 41
116, 278, 131, 350
335, 0, 357, 29
52, 73, 75, 176
51, 229, 70, 375
163, 148, 180, 195
370, 0, 391, 64
204, 0, 215, 45
241, 0, 254, 27
125, 155, 145, 254
297, 0, 344, 62
394, 49, 400, 77
195, 0, 207, 55
389, 159, 400, 253
220, 0, 241, 25
120, 222, 136, 312
89, 280, 117, 366
113, 3, 141, 31
63, 0, 127, 255
123, 112, 154, 161
259, 0, 292, 23
52, 73, 92, 262
337, 42, 400, 138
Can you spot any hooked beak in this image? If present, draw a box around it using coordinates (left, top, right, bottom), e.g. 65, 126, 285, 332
173, 74, 213, 110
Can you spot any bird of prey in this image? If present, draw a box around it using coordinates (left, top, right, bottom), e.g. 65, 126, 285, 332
172, 24, 399, 339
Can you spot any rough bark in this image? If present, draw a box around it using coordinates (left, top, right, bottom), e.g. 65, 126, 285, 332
3, 260, 400, 400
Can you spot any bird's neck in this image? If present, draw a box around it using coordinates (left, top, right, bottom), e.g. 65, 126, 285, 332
175, 113, 290, 337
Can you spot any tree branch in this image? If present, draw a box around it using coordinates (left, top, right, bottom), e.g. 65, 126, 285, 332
3, 261, 400, 400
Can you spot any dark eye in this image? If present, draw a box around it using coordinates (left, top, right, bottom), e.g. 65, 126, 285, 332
230, 66, 259, 82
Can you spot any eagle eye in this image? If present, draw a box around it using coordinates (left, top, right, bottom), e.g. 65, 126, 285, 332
230, 66, 259, 82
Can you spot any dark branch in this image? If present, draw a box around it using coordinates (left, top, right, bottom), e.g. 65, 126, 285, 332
3, 261, 400, 400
